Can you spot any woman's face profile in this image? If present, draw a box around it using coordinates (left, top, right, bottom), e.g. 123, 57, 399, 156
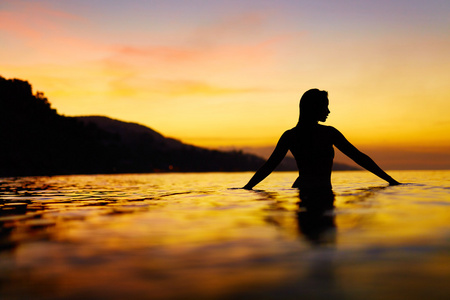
317, 99, 330, 122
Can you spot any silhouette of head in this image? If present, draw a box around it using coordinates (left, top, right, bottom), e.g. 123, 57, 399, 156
299, 89, 329, 123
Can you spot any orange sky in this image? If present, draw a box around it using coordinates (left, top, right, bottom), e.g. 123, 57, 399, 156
1, 0, 449, 169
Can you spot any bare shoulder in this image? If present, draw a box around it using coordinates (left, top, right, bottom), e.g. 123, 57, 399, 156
281, 128, 297, 138
318, 124, 339, 134
285, 127, 296, 134
318, 125, 345, 143
275, 128, 297, 147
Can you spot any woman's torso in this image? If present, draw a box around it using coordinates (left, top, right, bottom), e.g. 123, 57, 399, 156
286, 125, 335, 189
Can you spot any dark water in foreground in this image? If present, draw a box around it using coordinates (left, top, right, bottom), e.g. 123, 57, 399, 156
0, 170, 449, 299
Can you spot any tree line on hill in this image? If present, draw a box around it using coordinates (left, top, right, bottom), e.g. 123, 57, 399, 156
0, 76, 265, 177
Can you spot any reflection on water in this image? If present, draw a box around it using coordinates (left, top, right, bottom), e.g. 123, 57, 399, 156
0, 171, 449, 299
296, 210, 337, 246
296, 189, 336, 246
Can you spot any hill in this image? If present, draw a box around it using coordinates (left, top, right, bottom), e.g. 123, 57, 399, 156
75, 116, 186, 150
0, 76, 264, 176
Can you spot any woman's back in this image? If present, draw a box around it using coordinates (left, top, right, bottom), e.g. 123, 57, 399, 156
287, 125, 335, 189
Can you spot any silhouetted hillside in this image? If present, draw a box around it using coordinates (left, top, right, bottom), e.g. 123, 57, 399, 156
75, 116, 186, 150
74, 115, 266, 173
0, 76, 265, 176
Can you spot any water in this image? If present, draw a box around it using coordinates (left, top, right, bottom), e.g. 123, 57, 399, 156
0, 170, 449, 299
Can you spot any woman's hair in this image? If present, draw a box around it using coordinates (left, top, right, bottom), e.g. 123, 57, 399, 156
299, 89, 328, 120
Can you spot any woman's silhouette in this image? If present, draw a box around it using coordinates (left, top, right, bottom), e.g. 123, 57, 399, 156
243, 89, 399, 210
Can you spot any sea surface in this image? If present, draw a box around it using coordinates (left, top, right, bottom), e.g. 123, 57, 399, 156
0, 170, 449, 300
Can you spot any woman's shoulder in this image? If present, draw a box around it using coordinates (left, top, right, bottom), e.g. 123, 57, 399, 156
286, 125, 341, 136
279, 128, 294, 140
318, 124, 339, 133
285, 127, 297, 134
316, 125, 343, 140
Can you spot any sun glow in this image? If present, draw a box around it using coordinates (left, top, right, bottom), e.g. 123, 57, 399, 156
1, 0, 449, 169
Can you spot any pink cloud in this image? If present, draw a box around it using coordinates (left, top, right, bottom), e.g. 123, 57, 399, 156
117, 45, 200, 63
107, 10, 290, 69
0, 0, 85, 40
111, 34, 286, 70
0, 10, 40, 39
188, 11, 270, 46
100, 13, 292, 97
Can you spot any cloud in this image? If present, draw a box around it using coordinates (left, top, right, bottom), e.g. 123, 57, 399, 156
0, 0, 84, 39
146, 79, 264, 96
107, 33, 287, 81
104, 74, 266, 99
116, 45, 201, 63
112, 41, 276, 68
0, 0, 106, 65
106, 11, 289, 73
100, 14, 289, 98
188, 11, 270, 46
0, 10, 39, 39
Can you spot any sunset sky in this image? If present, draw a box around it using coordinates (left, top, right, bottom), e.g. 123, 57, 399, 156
1, 0, 449, 169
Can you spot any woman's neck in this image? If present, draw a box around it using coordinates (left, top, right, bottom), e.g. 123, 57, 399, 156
297, 118, 318, 126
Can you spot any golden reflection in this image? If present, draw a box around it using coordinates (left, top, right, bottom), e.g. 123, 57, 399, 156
1, 172, 450, 299
296, 210, 336, 246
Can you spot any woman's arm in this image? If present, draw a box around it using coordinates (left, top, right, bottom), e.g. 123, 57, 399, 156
243, 131, 290, 189
331, 128, 400, 185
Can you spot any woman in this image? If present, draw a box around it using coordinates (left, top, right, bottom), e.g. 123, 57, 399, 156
243, 89, 399, 209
